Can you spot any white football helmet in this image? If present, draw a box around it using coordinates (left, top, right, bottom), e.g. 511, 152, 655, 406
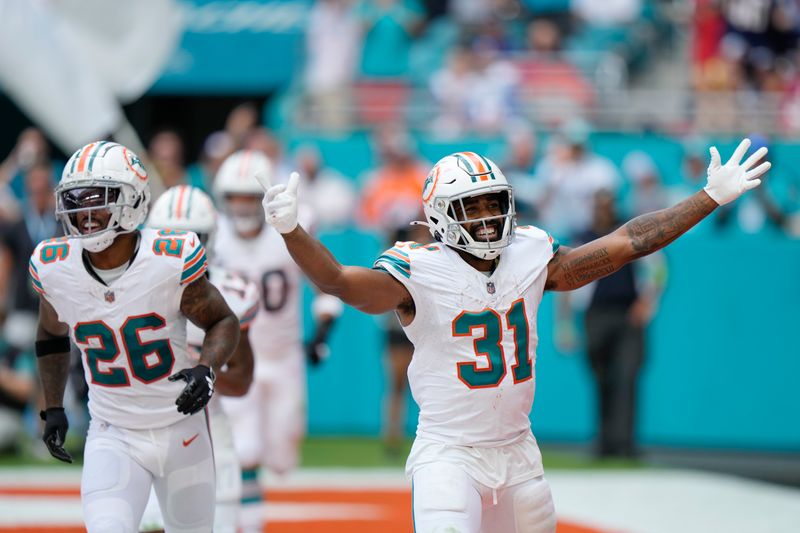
213, 149, 272, 198
147, 185, 217, 250
213, 150, 272, 234
421, 152, 516, 260
56, 141, 150, 252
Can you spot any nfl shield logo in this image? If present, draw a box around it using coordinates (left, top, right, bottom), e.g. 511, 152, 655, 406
486, 282, 496, 294
104, 291, 115, 303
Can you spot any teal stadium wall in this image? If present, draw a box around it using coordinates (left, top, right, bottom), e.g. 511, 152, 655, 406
299, 132, 800, 452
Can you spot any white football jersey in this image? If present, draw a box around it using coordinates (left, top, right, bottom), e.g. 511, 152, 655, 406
374, 226, 559, 446
212, 216, 303, 356
29, 228, 209, 430
186, 266, 260, 349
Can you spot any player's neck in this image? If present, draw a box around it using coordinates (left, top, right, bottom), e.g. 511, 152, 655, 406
456, 249, 497, 273
87, 232, 139, 270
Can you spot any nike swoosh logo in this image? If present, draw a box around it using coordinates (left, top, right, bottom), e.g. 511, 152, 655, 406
182, 434, 199, 447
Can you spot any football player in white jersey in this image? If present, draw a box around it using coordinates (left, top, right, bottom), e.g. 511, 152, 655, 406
140, 184, 260, 533
258, 139, 770, 533
31, 142, 240, 533
211, 149, 342, 533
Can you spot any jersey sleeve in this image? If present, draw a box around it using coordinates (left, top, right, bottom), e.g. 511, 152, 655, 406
179, 233, 208, 286
28, 256, 46, 297
373, 244, 411, 279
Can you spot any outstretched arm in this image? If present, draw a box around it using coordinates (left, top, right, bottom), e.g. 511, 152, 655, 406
281, 226, 411, 315
258, 171, 411, 315
546, 138, 771, 291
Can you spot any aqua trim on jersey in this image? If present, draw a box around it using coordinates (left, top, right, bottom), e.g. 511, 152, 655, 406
548, 233, 560, 254
239, 301, 259, 329
181, 246, 208, 285
28, 259, 44, 296
374, 247, 411, 279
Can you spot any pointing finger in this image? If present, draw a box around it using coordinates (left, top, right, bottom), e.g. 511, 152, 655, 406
729, 138, 751, 166
286, 172, 300, 195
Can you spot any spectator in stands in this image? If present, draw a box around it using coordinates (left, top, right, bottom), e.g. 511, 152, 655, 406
226, 102, 259, 150
356, 0, 424, 79
466, 39, 522, 135
186, 130, 235, 195
245, 127, 294, 181
304, 0, 361, 131
293, 144, 357, 229
147, 129, 188, 189
358, 125, 427, 231
501, 123, 541, 223
0, 163, 61, 451
572, 0, 641, 28
515, 18, 594, 126
534, 119, 620, 242
577, 190, 663, 459
0, 128, 55, 202
622, 151, 668, 216
429, 46, 480, 137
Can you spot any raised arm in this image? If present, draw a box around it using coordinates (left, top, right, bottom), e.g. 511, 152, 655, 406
546, 138, 770, 292
282, 225, 411, 315
258, 172, 411, 316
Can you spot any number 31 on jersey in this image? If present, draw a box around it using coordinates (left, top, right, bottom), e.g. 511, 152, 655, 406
453, 299, 532, 389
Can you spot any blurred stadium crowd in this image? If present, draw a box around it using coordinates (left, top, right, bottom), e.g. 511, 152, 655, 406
0, 0, 799, 460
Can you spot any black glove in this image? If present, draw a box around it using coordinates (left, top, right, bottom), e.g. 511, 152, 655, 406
305, 317, 335, 366
168, 365, 215, 415
40, 408, 73, 463
305, 339, 330, 366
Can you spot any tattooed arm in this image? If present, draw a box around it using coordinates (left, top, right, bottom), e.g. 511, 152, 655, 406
36, 298, 71, 408
181, 276, 240, 368
545, 191, 717, 291
545, 137, 772, 291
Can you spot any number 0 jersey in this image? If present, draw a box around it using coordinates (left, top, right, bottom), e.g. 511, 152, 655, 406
374, 226, 559, 446
29, 228, 208, 430
213, 216, 303, 358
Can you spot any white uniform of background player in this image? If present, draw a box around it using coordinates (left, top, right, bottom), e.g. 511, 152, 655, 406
140, 185, 260, 533
30, 143, 229, 533
212, 150, 342, 533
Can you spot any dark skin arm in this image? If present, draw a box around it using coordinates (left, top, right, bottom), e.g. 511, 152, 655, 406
546, 190, 717, 291
213, 328, 253, 397
281, 226, 415, 322
35, 298, 71, 409
180, 275, 240, 368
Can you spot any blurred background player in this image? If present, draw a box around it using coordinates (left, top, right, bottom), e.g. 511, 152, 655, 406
140, 185, 259, 533
31, 142, 239, 532
212, 149, 342, 533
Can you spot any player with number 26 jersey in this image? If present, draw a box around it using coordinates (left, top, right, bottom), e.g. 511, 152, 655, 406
31, 228, 208, 429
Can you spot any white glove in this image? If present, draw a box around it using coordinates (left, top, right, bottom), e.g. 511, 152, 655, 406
255, 171, 300, 234
703, 138, 771, 206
